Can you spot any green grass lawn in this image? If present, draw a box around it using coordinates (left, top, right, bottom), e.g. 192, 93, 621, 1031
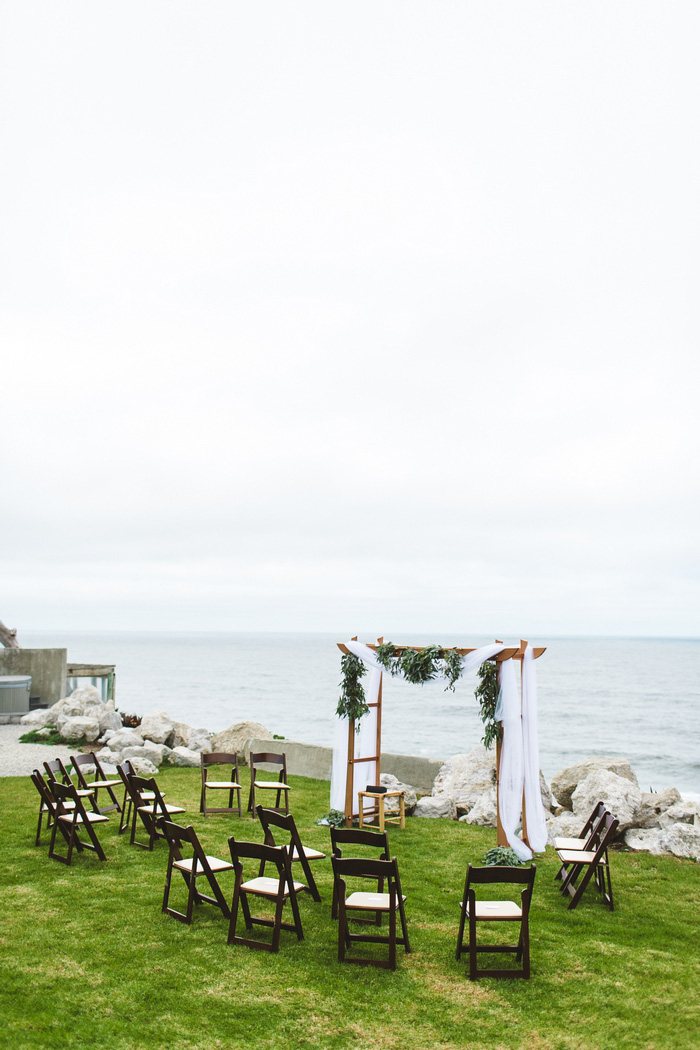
1, 767, 698, 1050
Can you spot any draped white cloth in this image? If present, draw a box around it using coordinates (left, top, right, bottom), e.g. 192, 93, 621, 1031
330, 640, 547, 858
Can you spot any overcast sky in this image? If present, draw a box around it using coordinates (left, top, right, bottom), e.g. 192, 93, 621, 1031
2, 2, 699, 639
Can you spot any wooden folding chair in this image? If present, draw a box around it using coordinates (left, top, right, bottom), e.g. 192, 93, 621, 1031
557, 812, 618, 911
44, 757, 97, 811
200, 752, 242, 818
116, 760, 157, 834
48, 780, 110, 865
456, 864, 536, 980
129, 774, 185, 851
30, 769, 78, 849
71, 752, 123, 815
160, 821, 234, 924
247, 753, 291, 817
330, 826, 390, 923
256, 806, 325, 903
227, 838, 304, 952
332, 855, 410, 970
554, 801, 607, 881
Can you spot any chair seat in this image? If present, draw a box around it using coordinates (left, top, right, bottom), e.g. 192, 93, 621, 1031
462, 900, 522, 919
76, 788, 96, 797
138, 804, 186, 816
554, 836, 588, 851
290, 845, 325, 861
206, 780, 241, 789
174, 855, 234, 874
42, 800, 76, 812
557, 849, 601, 864
241, 876, 306, 897
59, 811, 109, 825
253, 780, 291, 790
345, 891, 405, 911
90, 779, 122, 789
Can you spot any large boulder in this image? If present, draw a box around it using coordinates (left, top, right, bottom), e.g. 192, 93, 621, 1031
139, 710, 174, 745
658, 801, 700, 829
551, 757, 638, 811
20, 709, 52, 726
98, 707, 123, 734
659, 823, 700, 860
167, 746, 200, 768
634, 788, 683, 829
168, 721, 194, 749
124, 755, 158, 777
103, 727, 145, 750
414, 796, 457, 820
59, 716, 101, 742
185, 727, 213, 753
547, 810, 591, 846
379, 773, 417, 814
210, 721, 273, 764
625, 827, 667, 854
432, 746, 497, 816
572, 770, 642, 834
461, 791, 498, 827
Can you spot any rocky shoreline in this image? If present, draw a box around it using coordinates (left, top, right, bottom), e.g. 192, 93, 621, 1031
14, 686, 700, 862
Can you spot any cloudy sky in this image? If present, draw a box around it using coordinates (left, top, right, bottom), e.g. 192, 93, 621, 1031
2, 2, 698, 638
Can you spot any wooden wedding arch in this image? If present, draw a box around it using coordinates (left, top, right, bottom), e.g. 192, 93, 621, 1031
336, 638, 546, 842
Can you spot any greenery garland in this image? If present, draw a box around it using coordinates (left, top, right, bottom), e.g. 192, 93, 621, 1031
336, 641, 503, 748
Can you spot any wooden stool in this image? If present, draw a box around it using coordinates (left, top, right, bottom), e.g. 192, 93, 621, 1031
358, 790, 405, 832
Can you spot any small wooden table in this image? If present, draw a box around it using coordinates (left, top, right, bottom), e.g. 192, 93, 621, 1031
358, 790, 406, 832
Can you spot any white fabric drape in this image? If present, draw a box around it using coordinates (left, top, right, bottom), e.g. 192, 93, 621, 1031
495, 657, 532, 861
521, 644, 548, 852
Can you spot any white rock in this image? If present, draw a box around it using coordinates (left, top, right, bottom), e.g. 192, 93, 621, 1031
659, 823, 700, 860
572, 770, 642, 834
142, 740, 169, 766
432, 746, 497, 815
105, 728, 145, 750
97, 748, 123, 767
551, 757, 638, 811
379, 773, 417, 813
463, 791, 498, 826
125, 755, 158, 777
414, 795, 457, 820
60, 716, 101, 742
186, 727, 213, 753
539, 770, 554, 813
657, 801, 700, 829
168, 721, 194, 749
546, 811, 589, 846
98, 708, 123, 733
167, 746, 201, 768
20, 709, 51, 726
634, 788, 683, 828
625, 827, 668, 854
139, 710, 174, 745
210, 721, 273, 764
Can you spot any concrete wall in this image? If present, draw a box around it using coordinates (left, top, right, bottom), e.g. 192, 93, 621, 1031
247, 736, 444, 795
0, 649, 67, 707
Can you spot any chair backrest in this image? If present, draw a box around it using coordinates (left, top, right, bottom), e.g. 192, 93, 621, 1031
130, 774, 166, 813
30, 768, 57, 813
580, 801, 608, 840
332, 855, 402, 897
201, 751, 240, 780
463, 864, 537, 916
589, 812, 618, 853
256, 806, 301, 849
250, 752, 287, 781
330, 826, 390, 859
71, 752, 100, 789
227, 836, 292, 882
116, 761, 138, 799
44, 757, 73, 786
159, 820, 206, 865
50, 779, 85, 818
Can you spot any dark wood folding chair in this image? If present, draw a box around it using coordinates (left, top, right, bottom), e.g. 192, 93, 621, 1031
332, 855, 410, 970
48, 780, 110, 865
227, 838, 304, 952
71, 752, 123, 815
116, 760, 158, 834
129, 774, 185, 851
456, 864, 536, 980
200, 752, 242, 818
554, 801, 607, 881
256, 806, 325, 902
44, 757, 98, 812
557, 812, 618, 910
30, 769, 78, 849
160, 820, 234, 924
330, 826, 390, 922
247, 752, 291, 817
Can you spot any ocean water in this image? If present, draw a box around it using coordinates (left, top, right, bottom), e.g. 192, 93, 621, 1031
23, 631, 700, 796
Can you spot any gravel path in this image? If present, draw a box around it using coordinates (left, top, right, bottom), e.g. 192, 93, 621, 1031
0, 724, 75, 777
